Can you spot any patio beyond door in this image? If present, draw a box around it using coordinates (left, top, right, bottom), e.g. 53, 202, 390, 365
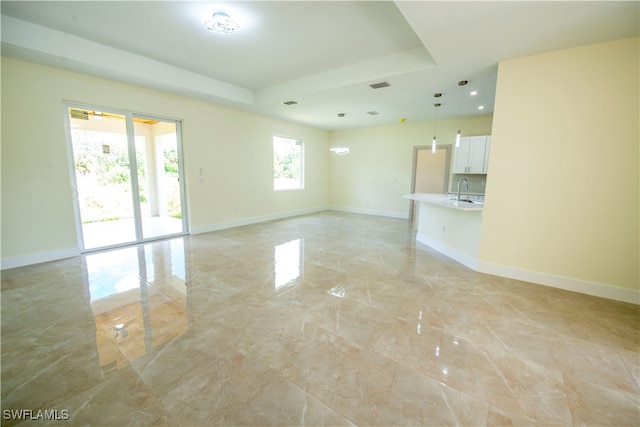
66, 107, 187, 251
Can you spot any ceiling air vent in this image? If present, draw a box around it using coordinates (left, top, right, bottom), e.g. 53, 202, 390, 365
69, 108, 89, 120
282, 100, 299, 105
369, 81, 390, 89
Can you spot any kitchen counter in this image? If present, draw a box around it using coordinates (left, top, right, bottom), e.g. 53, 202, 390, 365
403, 193, 484, 211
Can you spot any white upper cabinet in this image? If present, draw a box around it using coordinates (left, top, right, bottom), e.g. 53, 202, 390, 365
483, 136, 492, 173
453, 135, 491, 174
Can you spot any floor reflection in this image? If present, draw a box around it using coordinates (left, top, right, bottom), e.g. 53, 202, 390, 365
327, 285, 346, 298
84, 239, 188, 371
274, 238, 303, 294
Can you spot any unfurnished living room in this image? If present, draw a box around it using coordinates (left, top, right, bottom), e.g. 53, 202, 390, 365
1, 1, 638, 426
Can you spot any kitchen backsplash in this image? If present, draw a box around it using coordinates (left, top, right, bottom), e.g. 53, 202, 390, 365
451, 174, 487, 195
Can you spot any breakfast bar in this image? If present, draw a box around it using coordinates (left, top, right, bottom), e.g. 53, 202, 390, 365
403, 193, 484, 270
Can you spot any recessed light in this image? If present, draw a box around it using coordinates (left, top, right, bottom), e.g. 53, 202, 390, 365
478, 105, 485, 110
282, 100, 299, 106
470, 90, 478, 96
367, 111, 380, 116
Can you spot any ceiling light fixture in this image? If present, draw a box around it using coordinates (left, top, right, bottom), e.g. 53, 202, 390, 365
478, 105, 485, 110
470, 90, 478, 96
330, 147, 350, 155
204, 12, 239, 34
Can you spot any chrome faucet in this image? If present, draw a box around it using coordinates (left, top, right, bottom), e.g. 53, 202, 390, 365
457, 178, 469, 201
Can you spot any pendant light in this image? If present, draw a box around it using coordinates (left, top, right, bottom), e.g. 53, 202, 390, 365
432, 103, 440, 153
330, 112, 350, 155
455, 80, 468, 148
432, 92, 442, 154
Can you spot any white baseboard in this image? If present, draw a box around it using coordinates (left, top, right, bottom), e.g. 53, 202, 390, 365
1, 247, 81, 270
329, 206, 409, 219
416, 233, 638, 305
416, 232, 479, 270
190, 206, 331, 235
2, 207, 332, 269
192, 206, 409, 235
477, 261, 640, 305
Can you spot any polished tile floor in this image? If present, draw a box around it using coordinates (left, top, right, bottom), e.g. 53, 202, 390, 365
2, 212, 638, 426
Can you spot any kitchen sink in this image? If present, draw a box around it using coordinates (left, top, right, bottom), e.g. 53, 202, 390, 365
450, 198, 484, 205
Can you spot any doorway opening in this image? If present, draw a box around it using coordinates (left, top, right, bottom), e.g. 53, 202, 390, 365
409, 145, 451, 226
65, 106, 188, 252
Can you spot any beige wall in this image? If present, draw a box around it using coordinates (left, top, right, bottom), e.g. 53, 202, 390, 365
1, 58, 330, 264
479, 37, 639, 293
329, 116, 493, 217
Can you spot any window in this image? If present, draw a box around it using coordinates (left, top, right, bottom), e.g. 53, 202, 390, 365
273, 136, 304, 191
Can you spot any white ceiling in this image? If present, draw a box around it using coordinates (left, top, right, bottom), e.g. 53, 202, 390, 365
1, 1, 638, 130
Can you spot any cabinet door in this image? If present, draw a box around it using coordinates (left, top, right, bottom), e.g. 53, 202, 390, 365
483, 136, 492, 173
467, 136, 487, 173
453, 137, 471, 173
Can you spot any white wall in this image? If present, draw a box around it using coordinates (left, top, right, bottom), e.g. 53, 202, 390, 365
416, 203, 483, 270
3, 36, 637, 304
0, 58, 330, 267
329, 116, 493, 217
479, 37, 639, 300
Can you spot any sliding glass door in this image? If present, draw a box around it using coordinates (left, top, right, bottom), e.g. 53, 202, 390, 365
133, 117, 185, 240
65, 106, 187, 251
